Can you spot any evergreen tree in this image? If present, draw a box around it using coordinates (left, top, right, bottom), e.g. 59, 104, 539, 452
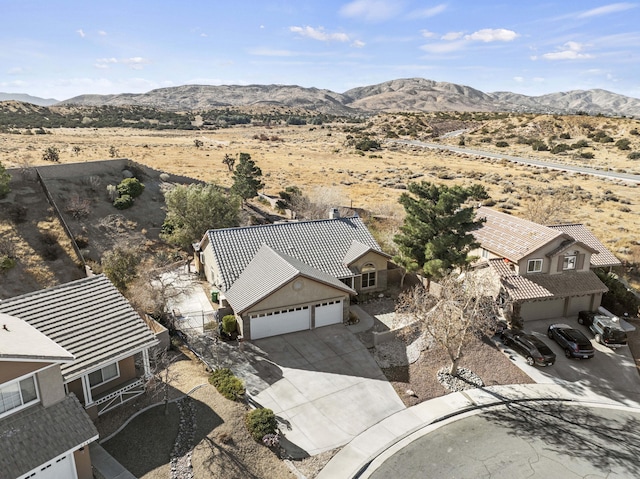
0, 162, 10, 198
395, 181, 488, 288
231, 153, 264, 201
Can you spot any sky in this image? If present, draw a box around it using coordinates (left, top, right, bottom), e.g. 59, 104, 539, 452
1, 0, 639, 101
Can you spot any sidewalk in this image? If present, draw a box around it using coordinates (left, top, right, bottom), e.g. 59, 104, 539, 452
90, 443, 136, 479
317, 383, 640, 479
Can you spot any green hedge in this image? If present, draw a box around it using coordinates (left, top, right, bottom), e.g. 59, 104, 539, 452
209, 368, 245, 401
245, 408, 277, 441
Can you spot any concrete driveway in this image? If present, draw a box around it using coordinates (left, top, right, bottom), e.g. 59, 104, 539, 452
246, 325, 406, 457
498, 317, 640, 406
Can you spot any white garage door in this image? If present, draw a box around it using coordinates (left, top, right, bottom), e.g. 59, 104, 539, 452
315, 300, 343, 328
20, 454, 75, 479
250, 306, 310, 340
520, 298, 565, 321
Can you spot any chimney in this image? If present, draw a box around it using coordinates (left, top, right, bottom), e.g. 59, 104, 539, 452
329, 208, 340, 219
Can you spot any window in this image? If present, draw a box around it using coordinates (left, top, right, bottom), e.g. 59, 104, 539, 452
481, 249, 490, 259
0, 375, 38, 417
361, 263, 376, 288
527, 259, 543, 273
340, 277, 353, 288
563, 255, 576, 270
88, 362, 119, 388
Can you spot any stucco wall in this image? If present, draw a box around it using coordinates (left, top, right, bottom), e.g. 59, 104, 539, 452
0, 361, 50, 384
90, 356, 136, 397
348, 251, 388, 293
73, 447, 93, 479
36, 364, 66, 408
518, 240, 591, 275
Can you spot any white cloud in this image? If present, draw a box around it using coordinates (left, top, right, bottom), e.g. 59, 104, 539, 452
409, 4, 447, 18
421, 40, 467, 54
7, 67, 23, 75
533, 77, 545, 83
578, 2, 636, 18
339, 0, 403, 22
464, 28, 518, 42
76, 29, 86, 38
542, 41, 593, 60
290, 26, 350, 42
94, 57, 150, 70
200, 33, 208, 37
513, 76, 524, 83
441, 31, 463, 41
421, 29, 437, 38
98, 30, 107, 36
351, 39, 366, 48
248, 48, 296, 57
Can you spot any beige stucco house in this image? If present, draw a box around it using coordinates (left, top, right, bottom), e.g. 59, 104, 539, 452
471, 207, 620, 321
0, 313, 98, 479
196, 214, 390, 340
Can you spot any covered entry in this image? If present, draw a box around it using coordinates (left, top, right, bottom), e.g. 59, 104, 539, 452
314, 299, 343, 328
249, 306, 311, 340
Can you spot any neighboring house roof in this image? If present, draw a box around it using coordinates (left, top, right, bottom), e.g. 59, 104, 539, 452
548, 224, 621, 268
474, 207, 564, 262
0, 275, 158, 382
224, 244, 355, 313
0, 313, 74, 363
343, 240, 389, 266
0, 394, 98, 479
489, 259, 607, 301
205, 217, 386, 291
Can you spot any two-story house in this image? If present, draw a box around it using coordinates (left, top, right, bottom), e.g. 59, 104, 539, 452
471, 207, 620, 321
1, 313, 98, 479
195, 212, 390, 340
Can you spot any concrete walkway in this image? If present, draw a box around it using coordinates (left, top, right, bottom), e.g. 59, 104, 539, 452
317, 383, 640, 478
90, 443, 136, 479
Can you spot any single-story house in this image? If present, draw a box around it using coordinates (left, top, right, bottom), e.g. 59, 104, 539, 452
1, 313, 98, 479
196, 212, 390, 339
0, 274, 159, 418
471, 207, 620, 321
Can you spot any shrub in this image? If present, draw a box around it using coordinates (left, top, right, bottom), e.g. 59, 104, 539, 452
113, 194, 133, 209
0, 162, 10, 198
559, 132, 571, 139
221, 315, 237, 334
571, 139, 589, 148
628, 152, 640, 160
495, 141, 509, 148
209, 368, 245, 401
615, 139, 631, 150
0, 256, 16, 271
580, 152, 595, 159
551, 143, 572, 154
8, 205, 27, 223
117, 178, 145, 198
531, 140, 548, 151
42, 146, 60, 162
355, 138, 381, 151
245, 408, 278, 442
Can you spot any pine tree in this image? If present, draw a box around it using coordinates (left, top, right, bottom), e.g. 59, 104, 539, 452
394, 181, 488, 288
0, 162, 10, 198
231, 153, 264, 201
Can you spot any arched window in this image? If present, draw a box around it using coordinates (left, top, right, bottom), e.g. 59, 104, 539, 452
361, 263, 376, 288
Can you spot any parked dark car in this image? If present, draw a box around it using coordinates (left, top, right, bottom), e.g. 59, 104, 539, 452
501, 329, 556, 366
547, 323, 595, 359
578, 311, 628, 347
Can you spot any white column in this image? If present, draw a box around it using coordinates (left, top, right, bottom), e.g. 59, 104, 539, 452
142, 348, 151, 379
81, 375, 93, 405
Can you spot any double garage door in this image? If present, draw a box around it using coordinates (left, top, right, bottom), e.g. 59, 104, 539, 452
250, 300, 343, 340
20, 454, 75, 479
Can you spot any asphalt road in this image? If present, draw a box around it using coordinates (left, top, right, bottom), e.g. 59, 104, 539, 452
391, 139, 640, 184
367, 402, 640, 479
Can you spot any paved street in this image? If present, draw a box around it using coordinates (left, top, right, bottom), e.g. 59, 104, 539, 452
366, 402, 640, 479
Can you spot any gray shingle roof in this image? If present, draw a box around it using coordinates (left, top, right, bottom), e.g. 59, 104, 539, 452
474, 207, 564, 261
489, 258, 607, 301
548, 224, 621, 268
205, 217, 385, 291
0, 394, 98, 478
0, 275, 158, 382
224, 244, 355, 313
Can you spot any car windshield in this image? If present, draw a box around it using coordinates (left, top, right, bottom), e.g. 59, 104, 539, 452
529, 337, 552, 354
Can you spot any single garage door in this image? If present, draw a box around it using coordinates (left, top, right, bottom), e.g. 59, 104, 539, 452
314, 300, 343, 328
21, 454, 76, 479
566, 295, 593, 317
520, 298, 565, 321
250, 306, 310, 340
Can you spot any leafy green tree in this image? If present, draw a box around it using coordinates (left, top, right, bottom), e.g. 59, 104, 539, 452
231, 153, 264, 202
117, 177, 145, 198
161, 183, 241, 249
101, 247, 141, 292
395, 182, 488, 289
0, 162, 10, 198
42, 146, 60, 162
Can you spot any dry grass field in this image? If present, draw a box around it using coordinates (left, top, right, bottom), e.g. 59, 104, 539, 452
1, 112, 639, 289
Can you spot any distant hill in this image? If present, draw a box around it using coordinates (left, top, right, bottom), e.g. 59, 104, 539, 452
0, 92, 58, 106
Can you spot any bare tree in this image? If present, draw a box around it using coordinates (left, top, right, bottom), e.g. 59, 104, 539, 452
396, 271, 500, 375
145, 349, 182, 415
522, 191, 572, 225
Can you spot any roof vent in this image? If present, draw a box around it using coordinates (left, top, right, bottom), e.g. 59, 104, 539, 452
329, 208, 340, 219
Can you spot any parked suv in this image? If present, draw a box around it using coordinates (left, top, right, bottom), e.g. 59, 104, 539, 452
501, 329, 556, 366
578, 311, 628, 347
547, 323, 595, 359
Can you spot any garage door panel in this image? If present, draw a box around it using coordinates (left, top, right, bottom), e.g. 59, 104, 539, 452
521, 299, 564, 321
315, 300, 343, 328
566, 295, 593, 317
20, 454, 75, 479
251, 307, 310, 340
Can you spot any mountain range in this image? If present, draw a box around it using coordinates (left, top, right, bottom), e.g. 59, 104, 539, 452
3, 78, 640, 117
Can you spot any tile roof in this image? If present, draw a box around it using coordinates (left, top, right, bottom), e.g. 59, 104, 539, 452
0, 394, 98, 478
0, 275, 158, 382
489, 258, 607, 301
0, 313, 74, 363
548, 224, 621, 267
205, 217, 385, 291
224, 245, 355, 313
343, 240, 387, 266
474, 207, 564, 261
